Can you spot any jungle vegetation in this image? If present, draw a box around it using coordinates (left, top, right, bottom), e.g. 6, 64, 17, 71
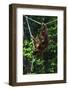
23, 15, 57, 74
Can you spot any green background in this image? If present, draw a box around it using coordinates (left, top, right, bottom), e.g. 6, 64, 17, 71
23, 15, 57, 74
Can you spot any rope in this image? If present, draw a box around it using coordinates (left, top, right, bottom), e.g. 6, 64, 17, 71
26, 17, 41, 25
25, 16, 33, 38
31, 56, 35, 72
26, 16, 57, 25
25, 16, 35, 73
25, 16, 35, 48
45, 19, 57, 25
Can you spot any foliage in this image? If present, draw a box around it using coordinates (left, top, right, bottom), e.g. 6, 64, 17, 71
23, 15, 57, 74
